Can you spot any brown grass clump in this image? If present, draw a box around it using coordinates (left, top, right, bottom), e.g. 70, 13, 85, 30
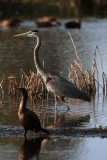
20, 69, 47, 99
0, 74, 6, 98
0, 69, 48, 101
7, 69, 48, 100
68, 32, 106, 95
8, 75, 18, 96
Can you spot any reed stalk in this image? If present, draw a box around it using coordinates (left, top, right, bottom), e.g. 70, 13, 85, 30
68, 32, 106, 95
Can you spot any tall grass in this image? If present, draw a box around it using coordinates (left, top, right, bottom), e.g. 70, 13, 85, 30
7, 69, 48, 100
68, 32, 105, 95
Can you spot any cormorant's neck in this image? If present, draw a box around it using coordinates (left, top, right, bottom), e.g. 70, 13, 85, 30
19, 95, 27, 112
34, 36, 47, 83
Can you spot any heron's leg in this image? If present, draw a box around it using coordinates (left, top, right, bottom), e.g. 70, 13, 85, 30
58, 96, 70, 110
54, 95, 58, 124
54, 108, 58, 125
54, 95, 58, 111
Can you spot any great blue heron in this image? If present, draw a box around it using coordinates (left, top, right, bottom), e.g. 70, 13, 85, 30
18, 88, 49, 138
14, 30, 90, 110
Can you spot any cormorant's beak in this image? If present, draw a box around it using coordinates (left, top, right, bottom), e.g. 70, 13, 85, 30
14, 32, 29, 37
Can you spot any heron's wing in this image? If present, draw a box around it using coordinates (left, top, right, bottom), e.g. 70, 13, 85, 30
46, 75, 90, 101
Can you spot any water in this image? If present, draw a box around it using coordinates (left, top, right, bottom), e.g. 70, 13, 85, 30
0, 137, 107, 160
0, 18, 107, 159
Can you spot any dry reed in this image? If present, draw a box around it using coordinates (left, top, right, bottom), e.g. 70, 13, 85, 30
19, 69, 47, 99
68, 31, 106, 95
7, 69, 48, 100
0, 69, 48, 102
0, 74, 6, 98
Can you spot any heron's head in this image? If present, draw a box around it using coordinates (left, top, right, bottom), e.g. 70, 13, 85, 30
14, 30, 40, 38
17, 88, 28, 98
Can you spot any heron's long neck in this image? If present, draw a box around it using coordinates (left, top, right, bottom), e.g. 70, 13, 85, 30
19, 95, 27, 112
34, 36, 47, 82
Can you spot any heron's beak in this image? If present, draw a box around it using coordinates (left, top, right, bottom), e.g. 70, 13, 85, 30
14, 32, 28, 37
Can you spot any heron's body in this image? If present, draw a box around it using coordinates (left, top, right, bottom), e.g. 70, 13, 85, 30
15, 30, 90, 110
18, 88, 49, 138
46, 75, 90, 101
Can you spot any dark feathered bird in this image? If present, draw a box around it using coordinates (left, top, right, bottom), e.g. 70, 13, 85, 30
36, 16, 60, 28
18, 88, 49, 138
65, 19, 81, 29
0, 18, 21, 28
15, 30, 90, 111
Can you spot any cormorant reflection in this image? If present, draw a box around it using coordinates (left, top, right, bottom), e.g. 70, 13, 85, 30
18, 137, 45, 160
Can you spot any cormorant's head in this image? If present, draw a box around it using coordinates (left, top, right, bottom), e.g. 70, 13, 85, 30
14, 30, 40, 38
18, 88, 28, 98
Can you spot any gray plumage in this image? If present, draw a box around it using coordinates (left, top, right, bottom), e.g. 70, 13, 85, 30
46, 75, 90, 101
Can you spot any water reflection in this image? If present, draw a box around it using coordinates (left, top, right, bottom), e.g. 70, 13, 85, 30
0, 136, 107, 160
18, 137, 81, 160
18, 138, 45, 160
54, 110, 90, 128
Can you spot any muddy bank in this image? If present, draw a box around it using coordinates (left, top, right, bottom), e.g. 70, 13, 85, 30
0, 126, 107, 138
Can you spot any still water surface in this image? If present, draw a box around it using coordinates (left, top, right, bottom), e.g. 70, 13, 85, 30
0, 18, 107, 159
0, 137, 107, 160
